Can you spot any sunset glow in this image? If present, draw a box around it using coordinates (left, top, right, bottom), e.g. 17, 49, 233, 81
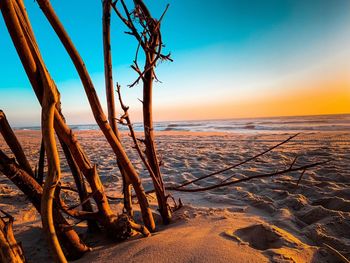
0, 1, 349, 261
0, 0, 349, 125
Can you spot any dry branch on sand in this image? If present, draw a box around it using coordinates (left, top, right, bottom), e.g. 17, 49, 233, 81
0, 148, 90, 260
0, 210, 26, 263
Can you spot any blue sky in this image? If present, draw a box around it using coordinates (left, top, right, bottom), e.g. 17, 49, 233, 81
0, 0, 349, 126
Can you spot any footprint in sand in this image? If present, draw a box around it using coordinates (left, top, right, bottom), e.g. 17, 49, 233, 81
224, 223, 302, 251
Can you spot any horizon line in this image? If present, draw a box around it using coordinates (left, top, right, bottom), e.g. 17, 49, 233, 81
13, 112, 350, 129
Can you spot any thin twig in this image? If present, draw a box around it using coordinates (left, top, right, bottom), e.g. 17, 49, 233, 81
167, 160, 330, 192
116, 84, 163, 190
174, 133, 299, 189
296, 169, 306, 187
323, 243, 350, 263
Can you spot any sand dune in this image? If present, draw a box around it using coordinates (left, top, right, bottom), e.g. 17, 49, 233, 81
0, 130, 349, 262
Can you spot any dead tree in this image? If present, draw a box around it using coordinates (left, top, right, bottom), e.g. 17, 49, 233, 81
102, 0, 133, 217
0, 210, 26, 263
111, 0, 172, 224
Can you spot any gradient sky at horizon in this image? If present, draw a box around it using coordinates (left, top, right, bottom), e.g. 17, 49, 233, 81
0, 0, 349, 126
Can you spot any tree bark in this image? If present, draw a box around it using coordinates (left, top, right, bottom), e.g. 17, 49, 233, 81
103, 0, 118, 136
112, 0, 171, 225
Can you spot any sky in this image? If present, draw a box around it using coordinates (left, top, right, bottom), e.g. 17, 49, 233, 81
0, 0, 349, 126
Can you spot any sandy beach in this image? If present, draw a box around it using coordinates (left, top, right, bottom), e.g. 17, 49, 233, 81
0, 130, 349, 262
1, 0, 350, 261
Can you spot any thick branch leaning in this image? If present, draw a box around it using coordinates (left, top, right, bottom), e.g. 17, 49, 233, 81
40, 43, 66, 263
102, 0, 133, 217
0, 110, 34, 177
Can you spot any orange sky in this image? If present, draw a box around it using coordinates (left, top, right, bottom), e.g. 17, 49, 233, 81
152, 75, 350, 121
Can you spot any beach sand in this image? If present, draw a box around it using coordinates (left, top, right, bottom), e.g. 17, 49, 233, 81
0, 130, 349, 262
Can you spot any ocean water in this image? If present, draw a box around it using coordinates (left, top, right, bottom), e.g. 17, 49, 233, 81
16, 114, 350, 133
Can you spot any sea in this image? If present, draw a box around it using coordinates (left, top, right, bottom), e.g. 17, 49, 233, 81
15, 114, 350, 133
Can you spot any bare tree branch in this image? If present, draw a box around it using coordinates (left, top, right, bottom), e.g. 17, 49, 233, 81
167, 160, 330, 192
0, 110, 34, 177
174, 133, 299, 190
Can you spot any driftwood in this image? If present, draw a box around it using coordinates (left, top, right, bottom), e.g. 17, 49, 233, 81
36, 137, 45, 185
173, 134, 299, 189
323, 243, 350, 263
0, 110, 33, 177
111, 0, 172, 224
102, 0, 133, 217
167, 160, 330, 192
34, 0, 155, 231
0, 150, 90, 260
165, 134, 330, 192
116, 84, 173, 213
0, 210, 25, 263
39, 40, 67, 262
57, 137, 98, 232
0, 109, 89, 261
1, 0, 152, 244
